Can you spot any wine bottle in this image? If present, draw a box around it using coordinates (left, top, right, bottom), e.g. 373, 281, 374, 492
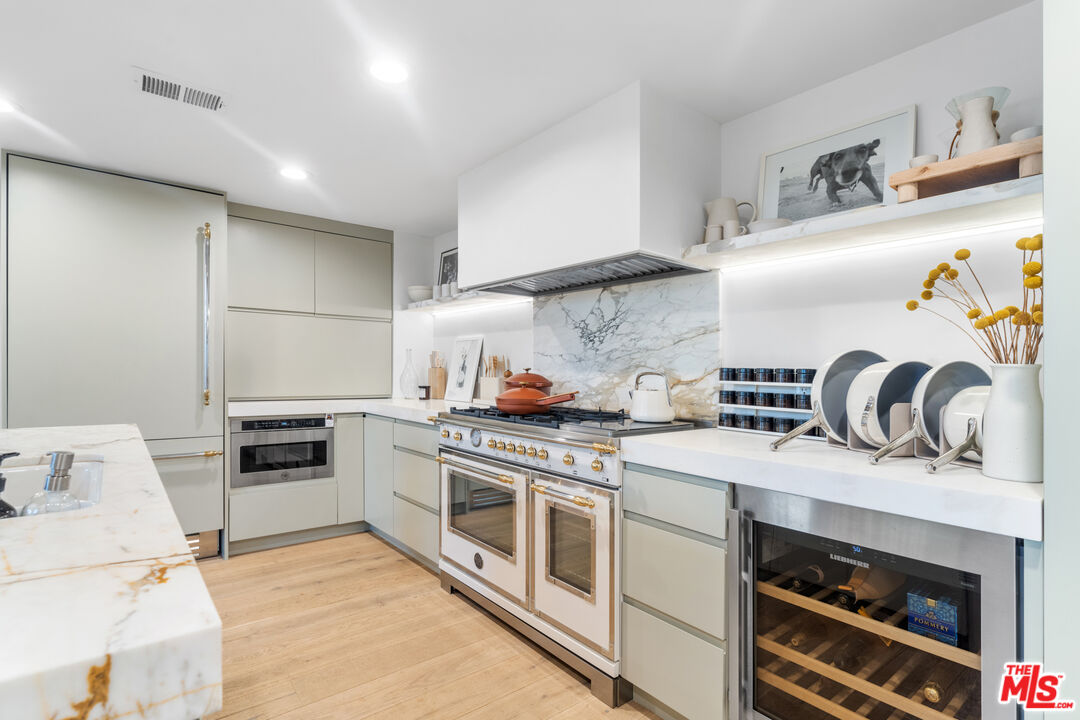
831, 635, 871, 673
837, 565, 906, 608
791, 559, 849, 592
788, 618, 830, 651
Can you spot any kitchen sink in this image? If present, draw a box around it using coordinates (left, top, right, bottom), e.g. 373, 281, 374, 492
2, 456, 104, 513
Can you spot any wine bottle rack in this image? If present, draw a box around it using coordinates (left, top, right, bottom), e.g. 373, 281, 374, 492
754, 575, 981, 720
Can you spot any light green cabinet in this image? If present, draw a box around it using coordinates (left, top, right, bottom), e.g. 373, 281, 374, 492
146, 437, 225, 535
226, 310, 391, 399
364, 416, 395, 534
229, 478, 338, 542
227, 217, 315, 313
393, 496, 439, 564
393, 449, 439, 511
314, 231, 393, 319
335, 414, 365, 524
622, 464, 729, 719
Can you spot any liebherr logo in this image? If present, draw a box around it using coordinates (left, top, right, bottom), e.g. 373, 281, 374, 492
999, 663, 1075, 710
828, 553, 869, 569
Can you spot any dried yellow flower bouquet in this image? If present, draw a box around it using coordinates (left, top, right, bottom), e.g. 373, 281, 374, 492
906, 234, 1043, 364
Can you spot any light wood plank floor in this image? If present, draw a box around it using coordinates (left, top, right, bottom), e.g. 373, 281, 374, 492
199, 532, 661, 720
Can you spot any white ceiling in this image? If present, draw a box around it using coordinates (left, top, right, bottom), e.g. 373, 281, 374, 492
0, 0, 1029, 237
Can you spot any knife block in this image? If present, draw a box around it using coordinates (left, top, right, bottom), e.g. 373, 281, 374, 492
428, 368, 447, 400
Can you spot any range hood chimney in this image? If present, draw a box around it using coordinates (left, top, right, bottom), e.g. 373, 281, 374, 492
458, 82, 722, 295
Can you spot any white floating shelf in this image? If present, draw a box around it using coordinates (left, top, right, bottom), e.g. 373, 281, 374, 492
718, 403, 812, 414
403, 291, 532, 314
718, 426, 826, 442
717, 381, 812, 389
684, 175, 1042, 270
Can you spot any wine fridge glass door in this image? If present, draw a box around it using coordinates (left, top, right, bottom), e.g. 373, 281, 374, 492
751, 520, 985, 720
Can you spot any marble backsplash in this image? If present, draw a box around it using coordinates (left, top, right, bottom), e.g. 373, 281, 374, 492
533, 272, 721, 419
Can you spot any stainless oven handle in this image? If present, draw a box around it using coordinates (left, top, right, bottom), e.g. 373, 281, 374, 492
435, 456, 515, 485
153, 450, 224, 461
530, 483, 595, 508
202, 222, 212, 407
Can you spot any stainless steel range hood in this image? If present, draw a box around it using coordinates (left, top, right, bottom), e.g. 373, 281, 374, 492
468, 251, 706, 296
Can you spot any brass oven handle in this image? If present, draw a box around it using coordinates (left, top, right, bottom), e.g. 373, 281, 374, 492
153, 450, 224, 460
202, 222, 212, 407
427, 416, 439, 424
530, 484, 595, 508
436, 456, 516, 485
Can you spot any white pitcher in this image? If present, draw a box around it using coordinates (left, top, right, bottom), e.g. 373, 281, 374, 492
955, 95, 999, 157
705, 197, 757, 228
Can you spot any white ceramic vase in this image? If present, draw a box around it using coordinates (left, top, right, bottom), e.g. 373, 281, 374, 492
399, 348, 420, 400
980, 364, 1042, 483
955, 95, 999, 157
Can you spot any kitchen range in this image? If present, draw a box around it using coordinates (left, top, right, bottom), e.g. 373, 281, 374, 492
434, 404, 696, 705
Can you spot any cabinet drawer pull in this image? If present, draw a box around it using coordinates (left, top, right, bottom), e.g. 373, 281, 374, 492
152, 450, 224, 460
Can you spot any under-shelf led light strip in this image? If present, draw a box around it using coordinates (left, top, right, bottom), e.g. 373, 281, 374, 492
719, 217, 1044, 273
422, 297, 533, 316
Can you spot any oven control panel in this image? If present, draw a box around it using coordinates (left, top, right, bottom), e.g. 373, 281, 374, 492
436, 421, 621, 486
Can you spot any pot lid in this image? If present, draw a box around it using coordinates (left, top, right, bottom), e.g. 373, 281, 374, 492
504, 368, 553, 388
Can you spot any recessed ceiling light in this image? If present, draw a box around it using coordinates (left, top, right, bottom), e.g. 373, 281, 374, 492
370, 59, 409, 84
0, 98, 16, 113
279, 166, 308, 180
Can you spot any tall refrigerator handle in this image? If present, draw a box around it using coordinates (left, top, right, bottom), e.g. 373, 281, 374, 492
202, 222, 211, 406
726, 506, 745, 720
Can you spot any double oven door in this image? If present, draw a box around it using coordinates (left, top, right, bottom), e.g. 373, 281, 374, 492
439, 448, 618, 661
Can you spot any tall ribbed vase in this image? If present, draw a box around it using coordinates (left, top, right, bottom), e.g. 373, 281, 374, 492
980, 364, 1042, 483
399, 348, 420, 400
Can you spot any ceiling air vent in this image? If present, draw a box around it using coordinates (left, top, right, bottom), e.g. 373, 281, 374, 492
135, 68, 225, 112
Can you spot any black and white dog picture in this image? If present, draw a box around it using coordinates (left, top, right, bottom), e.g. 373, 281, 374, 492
758, 106, 916, 222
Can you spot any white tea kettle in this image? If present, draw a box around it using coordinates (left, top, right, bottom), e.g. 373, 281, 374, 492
630, 371, 676, 423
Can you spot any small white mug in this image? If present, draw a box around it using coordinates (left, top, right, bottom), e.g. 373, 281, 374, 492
432, 284, 442, 299
703, 226, 723, 245
449, 281, 459, 295
723, 219, 747, 239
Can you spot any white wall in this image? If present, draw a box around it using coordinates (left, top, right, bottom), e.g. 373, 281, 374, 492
720, 224, 1040, 369
719, 1, 1043, 209
392, 231, 435, 397
1041, 0, 1077, 691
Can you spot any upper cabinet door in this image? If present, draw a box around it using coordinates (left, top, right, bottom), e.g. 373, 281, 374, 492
228, 217, 315, 313
314, 231, 392, 319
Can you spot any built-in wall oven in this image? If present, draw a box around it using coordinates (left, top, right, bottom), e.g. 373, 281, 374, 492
229, 416, 334, 488
729, 486, 1018, 720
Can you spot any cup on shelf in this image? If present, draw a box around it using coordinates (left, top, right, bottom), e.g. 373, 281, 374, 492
449, 281, 459, 296
432, 284, 442, 299
723, 219, 747, 241
441, 283, 450, 298
704, 225, 723, 246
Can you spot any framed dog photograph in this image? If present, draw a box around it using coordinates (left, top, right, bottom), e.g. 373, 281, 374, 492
445, 334, 484, 402
757, 106, 916, 222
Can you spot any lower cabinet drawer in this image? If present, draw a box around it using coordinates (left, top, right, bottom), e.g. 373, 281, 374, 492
393, 496, 439, 564
623, 517, 726, 640
393, 449, 439, 510
229, 478, 338, 541
622, 602, 726, 720
146, 437, 224, 535
393, 421, 439, 457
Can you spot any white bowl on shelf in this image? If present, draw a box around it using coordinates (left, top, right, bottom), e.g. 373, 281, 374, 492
408, 285, 434, 302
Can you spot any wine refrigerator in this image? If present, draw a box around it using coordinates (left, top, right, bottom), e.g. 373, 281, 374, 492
728, 487, 1019, 720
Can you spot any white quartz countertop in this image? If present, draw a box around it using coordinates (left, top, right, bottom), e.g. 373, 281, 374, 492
621, 428, 1044, 541
0, 424, 222, 719
228, 397, 481, 424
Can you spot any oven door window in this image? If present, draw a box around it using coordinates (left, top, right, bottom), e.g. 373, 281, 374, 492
447, 468, 515, 559
239, 440, 327, 474
545, 501, 595, 602
752, 521, 983, 720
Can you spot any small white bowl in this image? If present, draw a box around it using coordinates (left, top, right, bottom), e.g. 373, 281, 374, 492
909, 154, 939, 168
748, 218, 792, 233
407, 285, 434, 302
1010, 125, 1043, 143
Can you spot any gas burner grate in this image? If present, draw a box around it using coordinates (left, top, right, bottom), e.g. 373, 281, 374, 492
449, 405, 629, 429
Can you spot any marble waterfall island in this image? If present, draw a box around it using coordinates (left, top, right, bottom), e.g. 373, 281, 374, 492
0, 424, 221, 720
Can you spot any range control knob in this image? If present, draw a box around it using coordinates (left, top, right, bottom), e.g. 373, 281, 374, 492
506, 442, 516, 453
516, 444, 526, 455
537, 448, 548, 460
496, 441, 506, 451
591, 458, 604, 472
453, 431, 462, 441
440, 429, 450, 438
487, 438, 497, 449
563, 452, 575, 466
526, 446, 537, 457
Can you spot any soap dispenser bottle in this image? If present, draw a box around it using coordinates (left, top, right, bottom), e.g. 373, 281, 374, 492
0, 451, 20, 519
22, 451, 80, 516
